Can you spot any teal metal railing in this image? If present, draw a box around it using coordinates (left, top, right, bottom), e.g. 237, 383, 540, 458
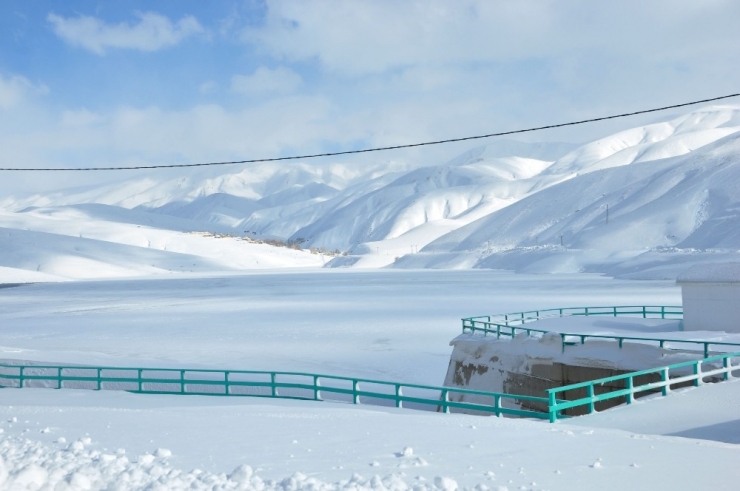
0, 363, 560, 420
3, 356, 736, 423
2, 306, 736, 423
545, 351, 740, 422
462, 306, 740, 357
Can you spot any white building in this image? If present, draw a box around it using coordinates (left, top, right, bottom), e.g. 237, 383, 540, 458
676, 263, 740, 332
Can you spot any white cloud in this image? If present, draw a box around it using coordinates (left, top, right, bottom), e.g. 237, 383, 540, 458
244, 0, 740, 75
60, 108, 104, 127
199, 81, 219, 94
231, 66, 303, 95
47, 11, 204, 55
0, 73, 48, 109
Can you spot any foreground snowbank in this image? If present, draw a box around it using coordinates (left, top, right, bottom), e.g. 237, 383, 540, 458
0, 388, 738, 491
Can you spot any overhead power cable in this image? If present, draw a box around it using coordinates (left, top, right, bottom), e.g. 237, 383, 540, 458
2, 92, 739, 172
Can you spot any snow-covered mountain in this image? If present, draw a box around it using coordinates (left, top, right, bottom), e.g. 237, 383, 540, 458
405, 130, 740, 278
1, 104, 740, 280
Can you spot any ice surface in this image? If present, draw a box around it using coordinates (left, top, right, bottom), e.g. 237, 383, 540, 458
0, 271, 679, 382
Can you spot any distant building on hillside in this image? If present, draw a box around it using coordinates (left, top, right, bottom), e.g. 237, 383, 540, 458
677, 263, 740, 332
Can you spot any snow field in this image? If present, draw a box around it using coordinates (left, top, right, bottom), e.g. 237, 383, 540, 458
1, 388, 739, 491
2, 270, 736, 489
574, 377, 740, 444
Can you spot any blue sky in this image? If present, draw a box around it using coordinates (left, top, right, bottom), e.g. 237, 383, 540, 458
1, 1, 740, 192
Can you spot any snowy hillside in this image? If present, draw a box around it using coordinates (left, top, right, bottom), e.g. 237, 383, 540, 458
0, 205, 324, 280
1, 105, 740, 280
405, 121, 740, 278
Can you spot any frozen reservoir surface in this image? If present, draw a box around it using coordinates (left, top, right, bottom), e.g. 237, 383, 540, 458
0, 270, 682, 383
0, 270, 737, 489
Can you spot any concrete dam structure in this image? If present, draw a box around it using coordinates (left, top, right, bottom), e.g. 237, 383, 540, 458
444, 306, 740, 416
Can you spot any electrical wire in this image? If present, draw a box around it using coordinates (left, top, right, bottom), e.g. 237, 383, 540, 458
2, 92, 739, 171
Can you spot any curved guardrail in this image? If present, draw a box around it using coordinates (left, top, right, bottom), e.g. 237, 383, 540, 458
462, 306, 740, 357
546, 351, 740, 422
2, 306, 737, 423
461, 306, 740, 421
0, 363, 561, 420
3, 355, 736, 424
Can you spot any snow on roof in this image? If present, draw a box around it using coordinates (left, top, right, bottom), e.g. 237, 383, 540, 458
676, 262, 740, 284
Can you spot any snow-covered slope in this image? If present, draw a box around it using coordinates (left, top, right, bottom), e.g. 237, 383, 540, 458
0, 205, 324, 280
406, 125, 740, 277
2, 105, 740, 280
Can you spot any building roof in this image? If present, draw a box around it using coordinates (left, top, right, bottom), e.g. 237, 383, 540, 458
676, 262, 740, 284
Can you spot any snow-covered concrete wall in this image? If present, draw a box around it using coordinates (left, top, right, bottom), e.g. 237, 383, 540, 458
677, 263, 740, 332
443, 334, 706, 415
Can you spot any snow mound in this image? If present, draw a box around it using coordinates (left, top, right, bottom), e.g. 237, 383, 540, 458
0, 435, 457, 491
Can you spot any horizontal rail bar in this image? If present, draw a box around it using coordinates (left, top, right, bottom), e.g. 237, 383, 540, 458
461, 305, 740, 356
546, 351, 740, 420
0, 363, 550, 419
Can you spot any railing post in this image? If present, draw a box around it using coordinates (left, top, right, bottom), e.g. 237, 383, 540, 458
661, 368, 670, 395
642, 306, 646, 318
225, 371, 230, 395
724, 356, 732, 381
561, 334, 566, 353
704, 343, 709, 359
57, 367, 62, 389
587, 385, 595, 414
270, 373, 276, 397
548, 391, 557, 423
626, 377, 634, 404
494, 394, 501, 417
313, 375, 320, 400
18, 366, 24, 388
661, 306, 665, 319
613, 307, 617, 317
180, 370, 185, 394
352, 380, 359, 404
96, 368, 101, 390
395, 384, 402, 408
441, 389, 449, 413
137, 369, 142, 392
693, 361, 703, 387
585, 307, 589, 316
